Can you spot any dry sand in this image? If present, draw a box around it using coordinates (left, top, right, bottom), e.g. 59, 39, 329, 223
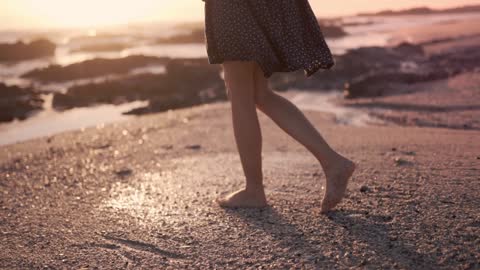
1, 102, 479, 269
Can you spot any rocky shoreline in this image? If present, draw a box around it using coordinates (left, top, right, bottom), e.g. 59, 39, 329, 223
1, 17, 479, 131
0, 83, 44, 122
51, 58, 226, 114
0, 39, 56, 62
21, 55, 170, 82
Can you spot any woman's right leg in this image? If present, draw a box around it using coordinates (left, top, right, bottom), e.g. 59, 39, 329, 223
215, 60, 267, 208
252, 63, 355, 213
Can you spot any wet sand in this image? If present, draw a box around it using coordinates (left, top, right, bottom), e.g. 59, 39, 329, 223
1, 102, 479, 269
388, 17, 480, 46
338, 71, 480, 130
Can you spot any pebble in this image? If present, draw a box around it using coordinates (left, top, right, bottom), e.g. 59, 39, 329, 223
394, 157, 411, 166
185, 144, 202, 150
360, 185, 370, 193
115, 168, 133, 177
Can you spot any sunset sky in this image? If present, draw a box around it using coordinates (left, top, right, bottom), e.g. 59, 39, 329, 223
1, 0, 479, 30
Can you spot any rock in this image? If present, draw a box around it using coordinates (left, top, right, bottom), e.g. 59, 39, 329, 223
343, 69, 450, 98
115, 168, 133, 177
394, 157, 412, 166
0, 39, 56, 61
52, 58, 226, 113
22, 55, 170, 82
269, 42, 425, 92
392, 42, 424, 56
360, 185, 370, 193
318, 23, 348, 38
344, 73, 417, 98
0, 83, 44, 122
185, 144, 202, 150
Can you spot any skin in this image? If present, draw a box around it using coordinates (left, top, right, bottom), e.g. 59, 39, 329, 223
216, 61, 356, 213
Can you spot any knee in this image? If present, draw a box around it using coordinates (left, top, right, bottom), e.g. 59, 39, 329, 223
254, 86, 274, 109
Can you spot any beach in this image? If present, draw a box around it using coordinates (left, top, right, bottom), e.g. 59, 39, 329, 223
1, 102, 479, 268
1, 8, 480, 269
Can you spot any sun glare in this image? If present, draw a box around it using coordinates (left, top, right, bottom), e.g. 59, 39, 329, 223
1, 0, 477, 30
25, 0, 174, 28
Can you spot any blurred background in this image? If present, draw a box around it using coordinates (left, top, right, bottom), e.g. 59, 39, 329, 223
1, 0, 480, 145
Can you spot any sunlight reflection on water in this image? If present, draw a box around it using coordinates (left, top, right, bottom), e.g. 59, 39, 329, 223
287, 90, 383, 126
0, 99, 148, 145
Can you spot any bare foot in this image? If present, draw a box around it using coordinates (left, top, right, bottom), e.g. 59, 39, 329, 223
215, 189, 268, 208
320, 155, 356, 213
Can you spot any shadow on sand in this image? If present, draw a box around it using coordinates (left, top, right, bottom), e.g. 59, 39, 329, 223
223, 206, 441, 269
327, 209, 441, 269
223, 206, 338, 268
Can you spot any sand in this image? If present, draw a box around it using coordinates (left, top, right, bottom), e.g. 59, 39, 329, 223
338, 71, 480, 130
344, 16, 480, 131
1, 102, 479, 269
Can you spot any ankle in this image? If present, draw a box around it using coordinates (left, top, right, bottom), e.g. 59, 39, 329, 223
318, 151, 342, 170
245, 183, 265, 195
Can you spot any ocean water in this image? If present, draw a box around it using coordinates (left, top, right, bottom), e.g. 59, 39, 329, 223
1, 12, 478, 145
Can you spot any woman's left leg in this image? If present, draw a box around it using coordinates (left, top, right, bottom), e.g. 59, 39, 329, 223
252, 63, 355, 213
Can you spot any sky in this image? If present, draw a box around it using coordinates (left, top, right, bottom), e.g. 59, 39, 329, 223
1, 0, 479, 30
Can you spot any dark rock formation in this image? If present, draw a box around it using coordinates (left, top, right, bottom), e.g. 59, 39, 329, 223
0, 83, 43, 122
52, 58, 226, 113
0, 39, 56, 62
268, 42, 425, 92
344, 45, 480, 98
267, 40, 480, 99
318, 22, 348, 38
392, 42, 425, 56
22, 55, 170, 82
266, 41, 477, 99
344, 73, 429, 99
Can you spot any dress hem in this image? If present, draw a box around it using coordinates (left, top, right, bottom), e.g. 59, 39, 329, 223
207, 56, 335, 79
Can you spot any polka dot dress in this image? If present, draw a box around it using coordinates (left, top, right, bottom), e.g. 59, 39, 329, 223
203, 0, 335, 78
